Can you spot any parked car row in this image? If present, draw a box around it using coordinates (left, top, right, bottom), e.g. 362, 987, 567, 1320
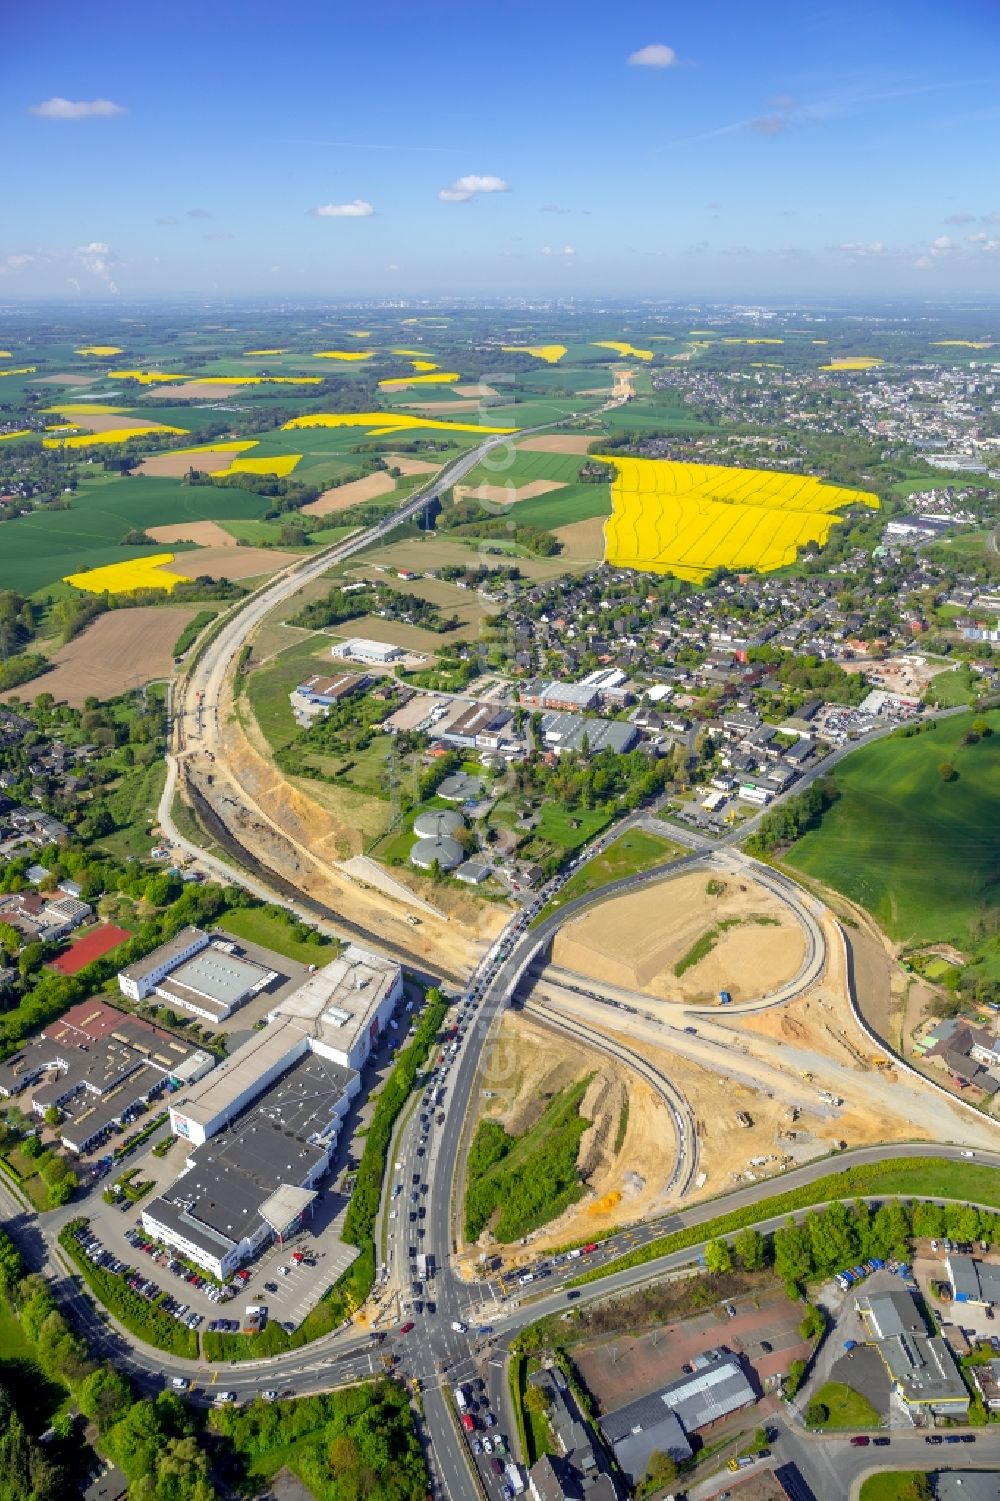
125, 1228, 231, 1303
73, 1226, 202, 1327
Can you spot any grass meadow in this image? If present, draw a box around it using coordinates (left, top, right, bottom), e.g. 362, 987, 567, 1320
786, 710, 1000, 952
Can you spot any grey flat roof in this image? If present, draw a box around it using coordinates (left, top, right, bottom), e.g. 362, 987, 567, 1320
171, 1018, 306, 1129
61, 1063, 164, 1148
249, 1048, 357, 1141
149, 1117, 326, 1247
165, 948, 274, 1008
413, 809, 465, 838
936, 1477, 1000, 1501
862, 1290, 925, 1340
120, 926, 206, 983
948, 1254, 981, 1300
541, 711, 638, 755
410, 835, 463, 870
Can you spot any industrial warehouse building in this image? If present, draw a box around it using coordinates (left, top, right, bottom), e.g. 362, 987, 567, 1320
946, 1254, 1000, 1306
118, 927, 279, 1023
600, 1350, 754, 1486
540, 712, 639, 756
857, 1289, 969, 1417
143, 945, 402, 1273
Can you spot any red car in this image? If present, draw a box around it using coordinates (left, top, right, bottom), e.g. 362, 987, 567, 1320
399, 1320, 415, 1334
461, 1413, 475, 1433
291, 1252, 304, 1264
849, 1436, 870, 1447
582, 1243, 598, 1255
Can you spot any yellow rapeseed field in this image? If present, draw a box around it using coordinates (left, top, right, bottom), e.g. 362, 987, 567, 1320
931, 340, 993, 349
379, 371, 459, 388
410, 360, 439, 372
346, 330, 371, 338
602, 456, 878, 583
819, 357, 883, 371
0, 430, 33, 442
75, 345, 123, 356
109, 370, 184, 383
64, 554, 189, 595
43, 423, 187, 449
0, 367, 37, 378
391, 348, 429, 357
594, 340, 653, 361
500, 344, 568, 364
216, 454, 302, 478
283, 411, 516, 437
170, 439, 257, 455
313, 350, 373, 362
0, 351, 13, 358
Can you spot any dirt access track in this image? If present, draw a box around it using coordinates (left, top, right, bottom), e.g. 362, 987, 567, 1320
551, 867, 806, 1003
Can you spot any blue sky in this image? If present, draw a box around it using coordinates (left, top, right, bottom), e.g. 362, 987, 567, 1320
4, 0, 1000, 300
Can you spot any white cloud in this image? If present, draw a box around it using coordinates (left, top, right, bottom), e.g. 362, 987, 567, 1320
2, 253, 35, 271
75, 241, 119, 291
541, 245, 576, 258
931, 235, 953, 250
628, 43, 677, 68
839, 241, 887, 257
438, 174, 509, 203
30, 96, 125, 119
750, 114, 787, 136
311, 199, 376, 218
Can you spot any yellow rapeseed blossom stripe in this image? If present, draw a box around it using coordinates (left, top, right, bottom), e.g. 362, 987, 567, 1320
410, 360, 439, 372
819, 357, 883, 371
0, 351, 11, 358
313, 350, 373, 362
109, 370, 185, 384
43, 423, 188, 449
501, 344, 568, 364
594, 340, 654, 362
0, 367, 37, 378
64, 554, 190, 595
379, 371, 460, 388
42, 403, 129, 415
602, 456, 878, 583
346, 330, 371, 338
243, 349, 287, 355
282, 411, 517, 436
0, 430, 33, 442
216, 454, 302, 478
391, 348, 429, 358
75, 345, 123, 356
186, 375, 322, 386
930, 340, 993, 349
722, 337, 785, 345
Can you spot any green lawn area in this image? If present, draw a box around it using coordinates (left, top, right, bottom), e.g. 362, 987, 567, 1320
859, 1473, 931, 1501
545, 830, 684, 907
806, 1381, 882, 1429
215, 905, 337, 966
525, 802, 612, 857
927, 527, 999, 572
245, 632, 335, 752
512, 482, 613, 530
785, 710, 1000, 952
96, 760, 167, 863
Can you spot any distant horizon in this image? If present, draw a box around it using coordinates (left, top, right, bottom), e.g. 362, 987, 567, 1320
5, 0, 999, 302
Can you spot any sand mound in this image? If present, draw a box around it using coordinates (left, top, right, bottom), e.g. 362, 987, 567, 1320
301, 471, 396, 517
516, 434, 595, 454
552, 869, 805, 1003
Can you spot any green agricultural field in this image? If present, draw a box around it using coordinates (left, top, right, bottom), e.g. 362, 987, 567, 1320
786, 710, 1000, 952
0, 474, 270, 594
459, 446, 589, 490
512, 482, 612, 530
